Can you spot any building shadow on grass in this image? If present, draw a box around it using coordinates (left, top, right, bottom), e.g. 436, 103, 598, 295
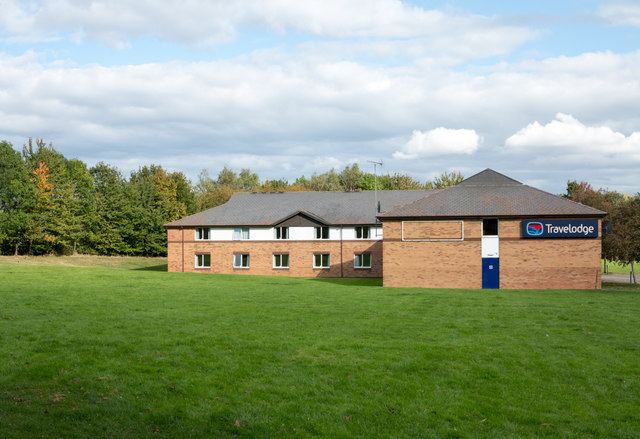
133, 264, 168, 272
307, 277, 382, 287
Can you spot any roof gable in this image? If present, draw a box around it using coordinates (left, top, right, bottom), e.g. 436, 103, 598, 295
273, 211, 328, 227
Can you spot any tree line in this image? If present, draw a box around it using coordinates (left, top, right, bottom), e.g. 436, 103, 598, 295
565, 181, 640, 283
0, 139, 463, 257
1, 138, 637, 278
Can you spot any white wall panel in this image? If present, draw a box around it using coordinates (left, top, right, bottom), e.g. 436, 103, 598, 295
289, 227, 314, 240
251, 228, 273, 241
210, 228, 234, 241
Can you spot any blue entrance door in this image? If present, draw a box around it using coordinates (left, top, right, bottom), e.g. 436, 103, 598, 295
482, 258, 499, 289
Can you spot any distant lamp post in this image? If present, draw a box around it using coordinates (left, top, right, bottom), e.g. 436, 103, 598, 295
367, 160, 383, 234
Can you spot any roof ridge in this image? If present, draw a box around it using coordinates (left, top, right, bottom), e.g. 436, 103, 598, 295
456, 168, 521, 186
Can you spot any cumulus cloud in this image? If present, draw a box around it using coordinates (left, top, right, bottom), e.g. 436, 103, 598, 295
505, 113, 640, 159
1, 49, 640, 189
0, 35, 640, 192
393, 128, 480, 159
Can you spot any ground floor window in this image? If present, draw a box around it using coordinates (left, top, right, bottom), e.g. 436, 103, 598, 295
234, 253, 250, 268
354, 253, 371, 269
314, 253, 330, 268
273, 254, 290, 268
195, 253, 210, 268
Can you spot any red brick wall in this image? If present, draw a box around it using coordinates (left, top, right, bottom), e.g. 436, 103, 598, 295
382, 218, 602, 289
499, 220, 602, 289
167, 228, 382, 278
402, 220, 463, 240
383, 220, 482, 288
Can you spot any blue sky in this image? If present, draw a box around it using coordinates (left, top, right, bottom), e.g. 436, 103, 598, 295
1, 0, 639, 193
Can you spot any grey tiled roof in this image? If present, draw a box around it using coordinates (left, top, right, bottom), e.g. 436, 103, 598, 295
379, 169, 607, 219
165, 190, 435, 227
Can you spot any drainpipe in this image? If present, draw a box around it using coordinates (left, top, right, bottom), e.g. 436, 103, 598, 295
181, 227, 185, 273
340, 226, 344, 278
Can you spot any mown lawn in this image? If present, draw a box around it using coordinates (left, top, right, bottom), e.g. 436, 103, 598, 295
602, 259, 638, 274
0, 261, 639, 438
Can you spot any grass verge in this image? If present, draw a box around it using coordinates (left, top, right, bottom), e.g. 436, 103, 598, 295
0, 255, 167, 271
1, 263, 638, 438
602, 259, 638, 274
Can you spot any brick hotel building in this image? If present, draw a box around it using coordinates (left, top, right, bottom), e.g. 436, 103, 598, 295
165, 169, 606, 289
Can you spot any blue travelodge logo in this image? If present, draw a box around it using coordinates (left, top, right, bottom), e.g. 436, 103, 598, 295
522, 219, 598, 238
526, 222, 543, 236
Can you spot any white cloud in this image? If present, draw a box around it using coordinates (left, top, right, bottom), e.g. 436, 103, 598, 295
1, 46, 640, 192
597, 1, 640, 26
0, 0, 536, 58
393, 128, 480, 159
505, 113, 640, 159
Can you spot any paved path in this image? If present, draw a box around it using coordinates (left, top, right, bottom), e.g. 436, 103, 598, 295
602, 273, 637, 284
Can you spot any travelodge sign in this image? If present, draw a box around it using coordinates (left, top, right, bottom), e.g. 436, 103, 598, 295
522, 220, 599, 238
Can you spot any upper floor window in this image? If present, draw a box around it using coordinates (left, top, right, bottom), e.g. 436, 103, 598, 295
195, 227, 210, 240
355, 226, 370, 239
233, 227, 250, 240
482, 219, 498, 236
274, 226, 289, 240
315, 226, 329, 239
234, 253, 250, 268
195, 253, 210, 268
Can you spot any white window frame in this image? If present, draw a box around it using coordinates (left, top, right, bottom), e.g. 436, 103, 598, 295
273, 253, 290, 269
233, 227, 250, 240
313, 253, 330, 269
195, 253, 211, 268
233, 253, 250, 268
355, 226, 370, 239
354, 253, 371, 269
195, 227, 210, 240
315, 226, 329, 239
274, 226, 289, 240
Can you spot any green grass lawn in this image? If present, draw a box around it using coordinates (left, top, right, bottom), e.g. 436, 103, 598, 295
0, 254, 167, 271
1, 260, 639, 438
602, 259, 637, 274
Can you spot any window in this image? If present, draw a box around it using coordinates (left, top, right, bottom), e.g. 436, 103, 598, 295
313, 254, 330, 268
482, 219, 499, 236
233, 254, 250, 268
195, 227, 209, 240
195, 254, 210, 268
354, 253, 371, 269
315, 226, 329, 239
273, 254, 289, 268
355, 226, 370, 239
233, 227, 250, 240
274, 226, 289, 240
